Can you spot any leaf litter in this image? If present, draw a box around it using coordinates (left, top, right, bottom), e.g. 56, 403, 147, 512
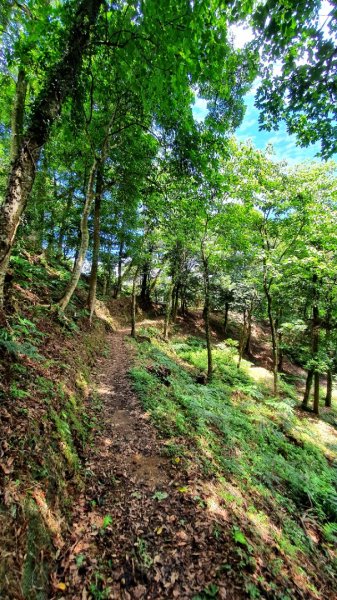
55, 331, 246, 599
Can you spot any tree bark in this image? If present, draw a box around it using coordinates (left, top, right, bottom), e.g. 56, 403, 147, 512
88, 158, 104, 324
171, 284, 180, 323
325, 369, 332, 408
201, 244, 212, 382
313, 372, 320, 414
58, 158, 97, 312
223, 302, 229, 336
312, 275, 320, 414
163, 280, 174, 340
113, 240, 124, 298
131, 268, 140, 338
57, 192, 73, 258
0, 0, 103, 307
140, 259, 151, 309
264, 280, 279, 396
302, 369, 313, 408
10, 68, 27, 165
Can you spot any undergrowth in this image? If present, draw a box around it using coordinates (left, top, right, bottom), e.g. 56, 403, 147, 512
130, 330, 337, 599
0, 250, 107, 599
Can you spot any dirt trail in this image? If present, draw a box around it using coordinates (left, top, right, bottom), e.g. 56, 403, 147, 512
59, 331, 242, 600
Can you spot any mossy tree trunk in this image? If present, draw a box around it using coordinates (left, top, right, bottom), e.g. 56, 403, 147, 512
10, 68, 27, 165
0, 0, 103, 308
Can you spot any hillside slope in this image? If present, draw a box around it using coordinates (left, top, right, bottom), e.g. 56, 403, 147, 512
1, 255, 337, 599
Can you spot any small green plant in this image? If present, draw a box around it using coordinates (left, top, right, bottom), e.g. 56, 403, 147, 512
232, 526, 249, 548
102, 515, 113, 530
134, 537, 153, 569
193, 583, 219, 599
75, 554, 86, 568
152, 490, 168, 501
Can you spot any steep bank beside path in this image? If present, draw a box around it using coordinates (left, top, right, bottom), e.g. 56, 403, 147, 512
58, 331, 242, 600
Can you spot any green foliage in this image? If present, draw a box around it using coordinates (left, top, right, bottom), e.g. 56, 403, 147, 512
131, 331, 337, 590
193, 583, 219, 599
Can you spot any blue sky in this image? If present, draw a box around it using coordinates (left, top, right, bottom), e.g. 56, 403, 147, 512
193, 91, 322, 164
192, 1, 336, 164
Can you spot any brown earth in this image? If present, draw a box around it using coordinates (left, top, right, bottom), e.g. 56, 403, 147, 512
56, 331, 247, 599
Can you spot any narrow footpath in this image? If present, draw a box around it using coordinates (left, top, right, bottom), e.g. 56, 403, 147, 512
57, 331, 242, 600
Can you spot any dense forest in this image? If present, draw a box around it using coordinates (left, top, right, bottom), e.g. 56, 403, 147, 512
0, 1, 337, 599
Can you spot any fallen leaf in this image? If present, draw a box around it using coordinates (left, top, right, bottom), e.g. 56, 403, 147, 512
56, 582, 67, 591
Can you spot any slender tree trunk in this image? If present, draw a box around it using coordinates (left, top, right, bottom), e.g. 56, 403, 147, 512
140, 262, 151, 309
223, 302, 229, 336
325, 370, 332, 408
201, 245, 212, 382
0, 0, 103, 308
325, 304, 333, 408
57, 159, 97, 312
163, 280, 174, 340
264, 281, 279, 396
10, 69, 27, 165
237, 309, 247, 369
131, 268, 140, 338
150, 268, 162, 295
88, 159, 104, 324
171, 284, 180, 323
57, 193, 73, 258
313, 372, 320, 414
113, 240, 124, 298
303, 369, 314, 408
312, 276, 320, 414
245, 303, 253, 356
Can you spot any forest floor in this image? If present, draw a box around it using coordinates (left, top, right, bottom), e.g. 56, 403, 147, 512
1, 253, 336, 599
58, 329, 246, 599
56, 315, 337, 600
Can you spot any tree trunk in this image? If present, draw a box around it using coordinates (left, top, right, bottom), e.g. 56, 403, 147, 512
140, 261, 151, 309
57, 193, 73, 258
245, 303, 253, 356
264, 282, 279, 396
163, 281, 174, 340
325, 370, 332, 408
201, 245, 212, 383
325, 303, 333, 408
113, 240, 124, 298
0, 0, 103, 307
303, 369, 314, 408
171, 284, 180, 323
10, 68, 27, 165
131, 268, 140, 338
237, 309, 247, 369
313, 372, 320, 414
312, 275, 320, 414
223, 302, 229, 336
58, 159, 97, 311
88, 158, 104, 324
